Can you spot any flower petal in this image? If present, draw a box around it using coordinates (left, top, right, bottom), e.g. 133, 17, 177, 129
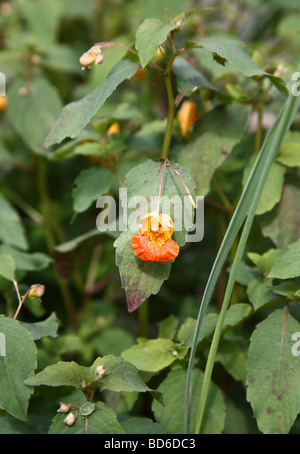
132, 233, 179, 262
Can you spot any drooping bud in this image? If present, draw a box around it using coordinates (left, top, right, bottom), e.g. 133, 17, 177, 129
79, 52, 94, 68
79, 44, 104, 70
107, 122, 120, 135
177, 100, 199, 137
0, 96, 8, 111
57, 402, 71, 413
28, 284, 45, 300
95, 364, 108, 377
64, 412, 76, 426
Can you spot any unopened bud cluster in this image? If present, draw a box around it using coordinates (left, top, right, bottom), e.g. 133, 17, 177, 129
95, 364, 108, 377
80, 45, 104, 70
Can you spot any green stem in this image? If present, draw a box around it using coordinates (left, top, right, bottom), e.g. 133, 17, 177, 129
138, 300, 149, 338
160, 54, 176, 159
35, 156, 78, 330
254, 88, 265, 154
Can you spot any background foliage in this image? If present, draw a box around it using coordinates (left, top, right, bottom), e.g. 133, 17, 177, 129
0, 0, 300, 434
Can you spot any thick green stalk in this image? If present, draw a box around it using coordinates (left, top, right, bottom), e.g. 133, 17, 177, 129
161, 54, 176, 159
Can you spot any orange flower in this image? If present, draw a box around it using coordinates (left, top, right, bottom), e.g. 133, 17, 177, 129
132, 213, 179, 262
177, 100, 199, 137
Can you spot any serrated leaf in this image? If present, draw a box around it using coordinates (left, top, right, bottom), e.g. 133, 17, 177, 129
172, 57, 218, 96
121, 417, 167, 434
216, 339, 247, 383
177, 303, 252, 348
114, 158, 195, 311
177, 104, 250, 196
114, 229, 171, 312
91, 355, 151, 392
44, 59, 139, 148
49, 401, 124, 434
272, 281, 300, 300
24, 361, 89, 389
247, 278, 273, 311
72, 167, 114, 213
247, 248, 284, 275
157, 314, 178, 340
277, 142, 300, 167
0, 194, 27, 249
7, 77, 62, 153
246, 308, 300, 433
261, 180, 300, 249
20, 312, 59, 341
0, 316, 37, 421
268, 239, 300, 279
135, 18, 176, 68
152, 368, 225, 434
0, 254, 15, 281
122, 338, 178, 372
0, 245, 52, 272
190, 37, 288, 94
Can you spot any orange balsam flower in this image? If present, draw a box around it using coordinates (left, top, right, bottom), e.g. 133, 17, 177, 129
132, 213, 179, 262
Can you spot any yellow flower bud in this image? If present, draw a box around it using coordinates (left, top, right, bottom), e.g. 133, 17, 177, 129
28, 284, 45, 300
57, 402, 71, 413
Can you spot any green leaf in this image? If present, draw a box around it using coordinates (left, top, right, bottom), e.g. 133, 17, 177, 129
277, 142, 300, 167
243, 160, 286, 215
18, 0, 62, 46
122, 338, 178, 372
172, 57, 218, 96
157, 314, 178, 340
152, 368, 225, 434
91, 355, 151, 393
0, 413, 43, 434
0, 245, 52, 272
247, 248, 284, 275
121, 417, 167, 434
261, 181, 300, 249
0, 194, 27, 249
114, 229, 171, 312
124, 159, 196, 246
190, 36, 288, 94
0, 254, 15, 281
177, 105, 250, 196
24, 361, 89, 389
272, 281, 300, 300
0, 315, 37, 421
20, 312, 59, 341
246, 308, 300, 433
72, 167, 114, 213
216, 340, 247, 384
247, 278, 273, 311
268, 239, 300, 279
7, 77, 62, 154
44, 59, 139, 148
177, 303, 252, 348
49, 401, 124, 434
135, 18, 176, 68
92, 328, 135, 356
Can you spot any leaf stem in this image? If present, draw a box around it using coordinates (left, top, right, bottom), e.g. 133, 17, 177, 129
160, 54, 176, 160
34, 156, 78, 330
